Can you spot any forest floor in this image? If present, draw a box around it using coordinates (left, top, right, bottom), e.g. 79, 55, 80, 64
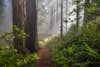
36, 48, 53, 67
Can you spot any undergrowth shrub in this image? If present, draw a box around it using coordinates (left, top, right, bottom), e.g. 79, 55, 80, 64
0, 45, 38, 67
48, 17, 100, 67
0, 25, 38, 67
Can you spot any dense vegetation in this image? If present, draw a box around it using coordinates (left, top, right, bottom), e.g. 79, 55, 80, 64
45, 2, 100, 67
48, 17, 100, 67
0, 0, 100, 67
0, 45, 38, 67
0, 26, 38, 67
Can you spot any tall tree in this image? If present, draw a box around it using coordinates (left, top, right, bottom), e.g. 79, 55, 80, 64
12, 0, 26, 53
25, 0, 38, 53
61, 0, 63, 37
76, 0, 80, 32
12, 0, 38, 53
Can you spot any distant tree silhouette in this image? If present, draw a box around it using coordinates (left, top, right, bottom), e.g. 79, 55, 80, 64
61, 0, 63, 37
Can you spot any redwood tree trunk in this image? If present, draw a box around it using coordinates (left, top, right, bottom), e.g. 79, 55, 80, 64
12, 0, 26, 53
25, 0, 38, 53
12, 0, 38, 53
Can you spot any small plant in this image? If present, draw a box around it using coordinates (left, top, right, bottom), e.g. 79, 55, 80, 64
13, 25, 29, 40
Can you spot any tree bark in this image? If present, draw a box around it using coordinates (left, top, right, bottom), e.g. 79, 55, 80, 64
61, 0, 63, 37
12, 0, 38, 53
76, 1, 80, 32
12, 0, 26, 53
25, 0, 38, 53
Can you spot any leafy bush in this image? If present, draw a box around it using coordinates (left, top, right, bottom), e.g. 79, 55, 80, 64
0, 25, 29, 47
48, 17, 100, 67
17, 53, 38, 67
85, 2, 100, 21
0, 25, 38, 67
0, 45, 17, 67
0, 45, 38, 67
13, 25, 29, 40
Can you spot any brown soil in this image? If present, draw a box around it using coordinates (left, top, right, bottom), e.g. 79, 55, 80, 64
35, 48, 53, 67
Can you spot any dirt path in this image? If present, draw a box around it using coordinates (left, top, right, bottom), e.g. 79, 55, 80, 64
36, 48, 53, 67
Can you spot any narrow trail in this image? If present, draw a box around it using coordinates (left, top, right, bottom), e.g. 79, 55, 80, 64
36, 48, 53, 67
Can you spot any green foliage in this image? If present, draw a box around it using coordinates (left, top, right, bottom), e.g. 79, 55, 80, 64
48, 17, 100, 67
86, 3, 98, 13
0, 45, 17, 67
84, 43, 100, 60
13, 25, 29, 40
85, 2, 100, 21
0, 32, 14, 46
17, 53, 38, 67
0, 45, 38, 67
0, 25, 29, 46
0, 25, 37, 67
